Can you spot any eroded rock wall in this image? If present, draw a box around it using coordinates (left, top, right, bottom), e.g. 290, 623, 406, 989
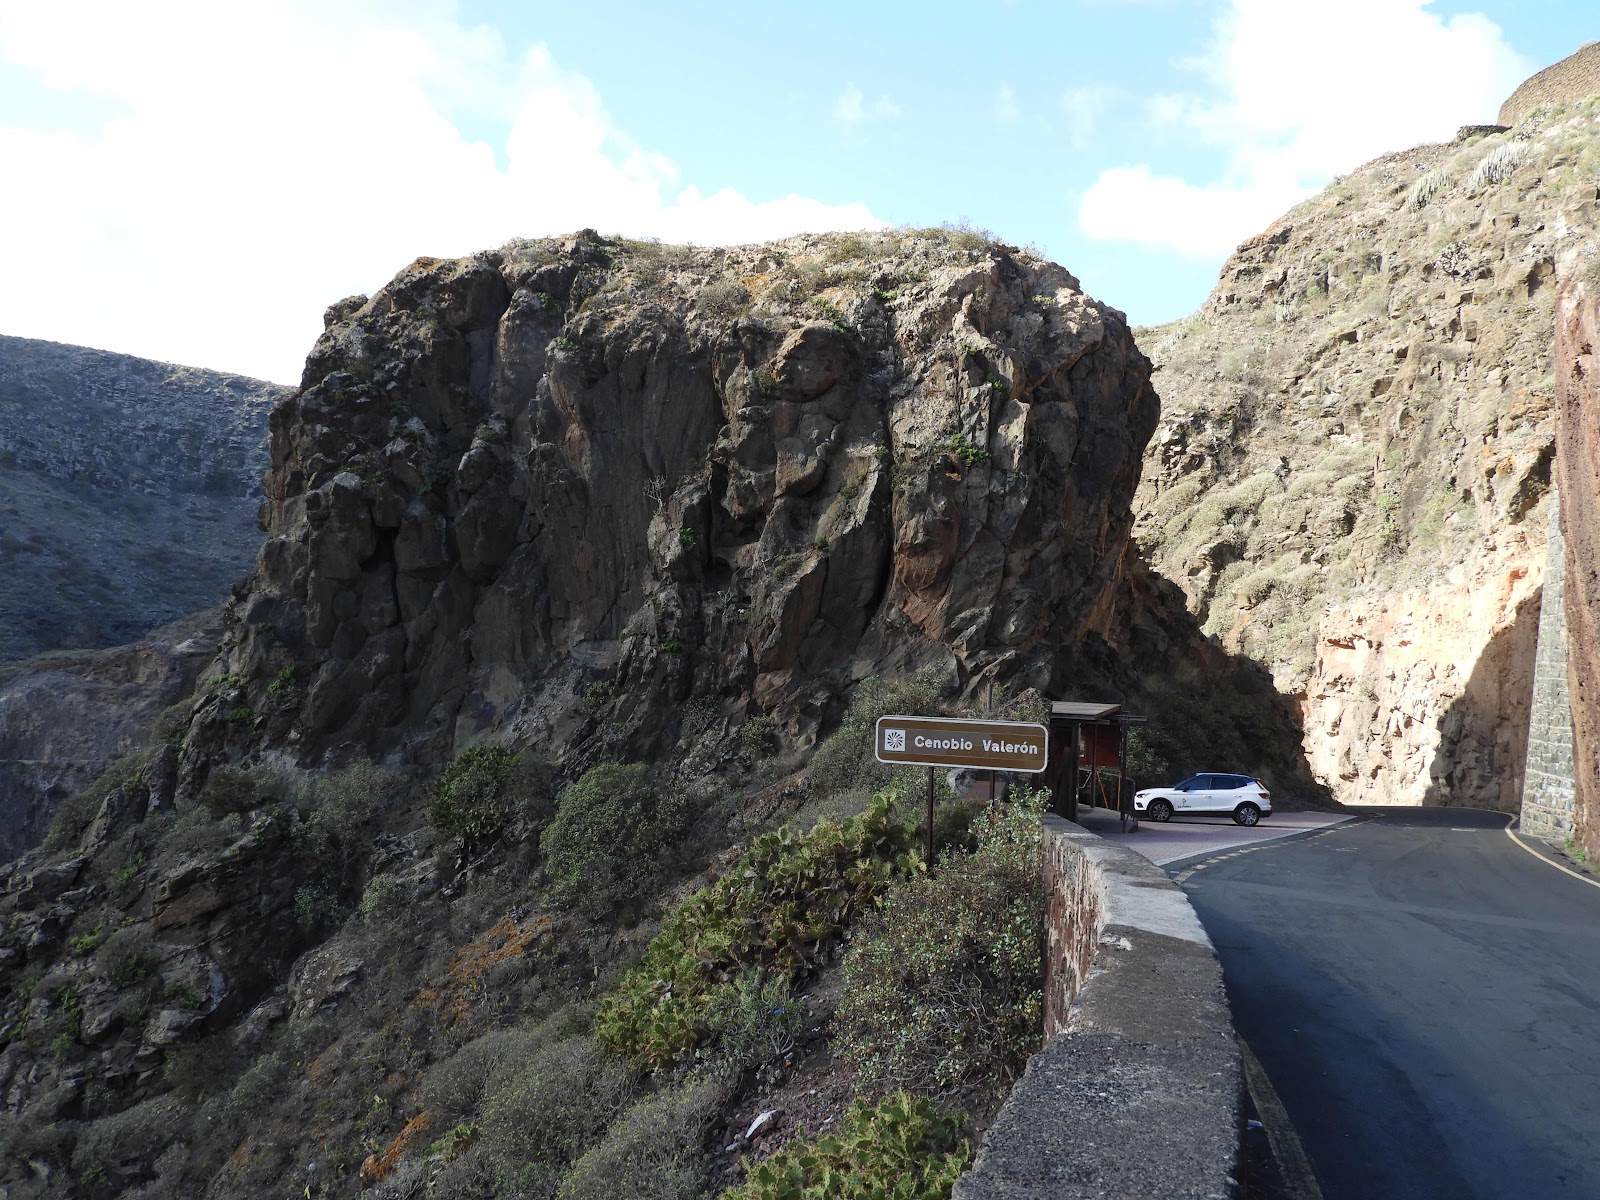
1137, 107, 1600, 808
1555, 276, 1600, 859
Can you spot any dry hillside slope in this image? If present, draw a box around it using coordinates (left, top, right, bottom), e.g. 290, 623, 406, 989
1136, 99, 1600, 808
0, 336, 283, 663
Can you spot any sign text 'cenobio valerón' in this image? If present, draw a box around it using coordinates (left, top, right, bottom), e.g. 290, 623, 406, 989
873, 715, 1049, 773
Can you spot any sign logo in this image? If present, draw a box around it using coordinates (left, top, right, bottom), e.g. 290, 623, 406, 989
874, 715, 1049, 773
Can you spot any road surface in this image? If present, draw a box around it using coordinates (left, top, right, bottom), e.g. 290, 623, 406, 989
1182, 807, 1600, 1200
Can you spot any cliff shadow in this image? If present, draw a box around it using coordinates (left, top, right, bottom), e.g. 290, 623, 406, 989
1059, 552, 1338, 807
1419, 583, 1542, 811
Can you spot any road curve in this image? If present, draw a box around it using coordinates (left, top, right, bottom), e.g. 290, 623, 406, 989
1182, 807, 1600, 1200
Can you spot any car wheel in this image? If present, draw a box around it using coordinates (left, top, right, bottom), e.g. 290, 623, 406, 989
1233, 802, 1261, 827
1149, 799, 1173, 822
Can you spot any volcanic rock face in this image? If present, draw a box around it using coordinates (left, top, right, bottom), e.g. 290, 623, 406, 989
195, 231, 1157, 774
0, 335, 283, 662
1136, 106, 1600, 807
1555, 275, 1600, 859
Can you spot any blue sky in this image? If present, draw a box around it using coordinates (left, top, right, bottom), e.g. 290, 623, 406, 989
0, 1, 1588, 381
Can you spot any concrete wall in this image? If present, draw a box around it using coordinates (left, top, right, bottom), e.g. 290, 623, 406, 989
955, 817, 1242, 1200
1520, 495, 1578, 840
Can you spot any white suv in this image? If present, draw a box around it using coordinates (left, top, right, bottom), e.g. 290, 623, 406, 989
1133, 774, 1272, 826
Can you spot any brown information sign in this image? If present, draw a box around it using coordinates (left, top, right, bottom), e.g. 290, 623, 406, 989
874, 715, 1049, 773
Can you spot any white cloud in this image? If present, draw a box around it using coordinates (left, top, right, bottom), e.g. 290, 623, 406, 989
834, 82, 901, 127
1080, 165, 1307, 255
0, 4, 884, 382
1061, 84, 1119, 147
994, 86, 1021, 124
833, 82, 865, 126
1077, 0, 1533, 256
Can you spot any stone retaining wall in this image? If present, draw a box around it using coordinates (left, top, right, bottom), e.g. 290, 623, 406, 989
955, 816, 1243, 1200
1499, 42, 1600, 127
1519, 494, 1578, 840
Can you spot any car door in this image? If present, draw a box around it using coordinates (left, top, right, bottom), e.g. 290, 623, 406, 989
1185, 774, 1217, 813
1209, 775, 1244, 814
1173, 775, 1205, 812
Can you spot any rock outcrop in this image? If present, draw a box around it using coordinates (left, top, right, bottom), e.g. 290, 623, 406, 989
0, 335, 283, 662
1554, 274, 1600, 859
184, 231, 1159, 778
1136, 105, 1600, 807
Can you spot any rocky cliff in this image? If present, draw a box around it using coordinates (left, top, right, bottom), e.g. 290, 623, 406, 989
1135, 100, 1600, 808
184, 230, 1161, 775
1555, 273, 1600, 859
0, 336, 283, 663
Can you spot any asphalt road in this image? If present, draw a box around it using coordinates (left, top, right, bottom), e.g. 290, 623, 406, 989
1182, 807, 1600, 1200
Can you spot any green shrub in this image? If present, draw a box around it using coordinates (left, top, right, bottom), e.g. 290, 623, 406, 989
1125, 728, 1171, 790
810, 297, 853, 334
94, 926, 159, 987
72, 1097, 181, 1179
358, 873, 406, 919
199, 765, 261, 816
833, 790, 1045, 1093
737, 713, 777, 758
1408, 169, 1450, 209
430, 746, 537, 847
556, 1071, 732, 1200
479, 1035, 635, 1169
541, 764, 693, 919
595, 793, 919, 1070
724, 1092, 970, 1200
701, 970, 808, 1071
946, 433, 987, 467
266, 666, 298, 700
294, 884, 342, 932
424, 1028, 542, 1124
67, 919, 110, 956
807, 670, 944, 798
299, 761, 398, 881
1469, 141, 1527, 189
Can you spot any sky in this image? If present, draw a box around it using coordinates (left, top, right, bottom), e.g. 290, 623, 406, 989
0, 1, 1588, 383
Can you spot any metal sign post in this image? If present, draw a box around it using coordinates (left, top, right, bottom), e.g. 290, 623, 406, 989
875, 715, 1050, 866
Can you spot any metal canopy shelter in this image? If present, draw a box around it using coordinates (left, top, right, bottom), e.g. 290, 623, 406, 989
1045, 700, 1147, 826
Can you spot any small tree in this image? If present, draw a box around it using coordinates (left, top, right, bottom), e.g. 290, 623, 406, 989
430, 746, 538, 848
541, 764, 692, 920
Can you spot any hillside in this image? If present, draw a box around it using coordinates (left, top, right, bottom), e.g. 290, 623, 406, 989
1134, 99, 1600, 809
0, 229, 1316, 1199
0, 335, 284, 663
